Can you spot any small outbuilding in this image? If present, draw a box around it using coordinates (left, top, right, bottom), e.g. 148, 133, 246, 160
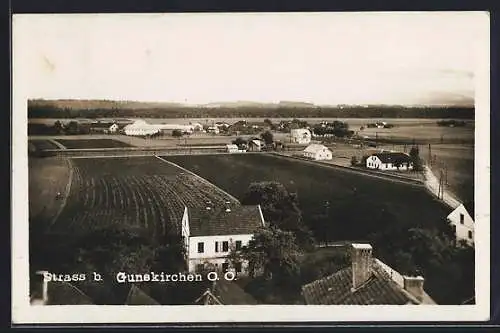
303, 144, 333, 160
226, 144, 239, 153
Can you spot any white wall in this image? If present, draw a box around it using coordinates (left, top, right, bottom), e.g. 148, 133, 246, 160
447, 204, 474, 246
188, 234, 254, 261
365, 156, 412, 171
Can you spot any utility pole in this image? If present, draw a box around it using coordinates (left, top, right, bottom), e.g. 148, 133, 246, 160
428, 144, 432, 165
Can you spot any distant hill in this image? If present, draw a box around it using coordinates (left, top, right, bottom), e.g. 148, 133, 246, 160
27, 99, 475, 119
29, 99, 187, 110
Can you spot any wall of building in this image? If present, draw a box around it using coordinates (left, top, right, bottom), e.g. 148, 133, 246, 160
366, 156, 413, 171
448, 205, 474, 246
188, 234, 254, 261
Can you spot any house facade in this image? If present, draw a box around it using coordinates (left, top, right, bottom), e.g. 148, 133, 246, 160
290, 128, 312, 144
181, 205, 265, 274
303, 144, 332, 160
248, 139, 263, 152
366, 152, 413, 171
447, 204, 474, 246
226, 144, 239, 153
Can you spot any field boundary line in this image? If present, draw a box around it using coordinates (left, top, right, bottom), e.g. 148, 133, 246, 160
153, 155, 241, 205
49, 158, 73, 227
49, 139, 67, 150
269, 152, 425, 187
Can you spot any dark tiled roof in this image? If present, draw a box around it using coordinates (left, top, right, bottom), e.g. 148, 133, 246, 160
301, 261, 418, 305
194, 280, 258, 305
46, 282, 94, 305
373, 152, 412, 164
125, 285, 160, 305
189, 205, 264, 236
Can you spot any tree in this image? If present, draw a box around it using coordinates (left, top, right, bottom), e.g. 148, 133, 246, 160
260, 130, 274, 145
409, 146, 424, 171
241, 181, 313, 249
232, 137, 247, 149
241, 226, 302, 283
65, 121, 80, 135
53, 120, 64, 134
350, 156, 358, 166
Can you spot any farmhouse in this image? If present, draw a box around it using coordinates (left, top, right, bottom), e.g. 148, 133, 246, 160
248, 139, 263, 152
123, 120, 194, 136
290, 128, 312, 144
302, 144, 332, 160
226, 144, 239, 153
181, 204, 265, 274
366, 152, 413, 171
194, 280, 258, 305
301, 244, 436, 305
123, 120, 161, 136
447, 203, 474, 247
207, 126, 220, 134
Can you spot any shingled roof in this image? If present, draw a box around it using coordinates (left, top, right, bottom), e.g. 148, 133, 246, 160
301, 244, 436, 305
188, 205, 264, 236
194, 280, 258, 305
372, 152, 412, 164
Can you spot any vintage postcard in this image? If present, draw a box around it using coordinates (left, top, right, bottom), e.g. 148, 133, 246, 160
12, 12, 490, 324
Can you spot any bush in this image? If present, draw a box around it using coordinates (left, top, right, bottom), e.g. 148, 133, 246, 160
350, 156, 358, 166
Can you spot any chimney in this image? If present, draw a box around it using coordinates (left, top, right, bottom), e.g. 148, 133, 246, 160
351, 243, 373, 290
403, 276, 425, 302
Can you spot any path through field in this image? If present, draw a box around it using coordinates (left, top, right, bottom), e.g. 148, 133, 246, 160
423, 165, 461, 209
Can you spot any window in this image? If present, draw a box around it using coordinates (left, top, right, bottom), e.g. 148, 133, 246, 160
235, 262, 242, 273
468, 231, 473, 239
222, 263, 229, 272
222, 241, 229, 252
460, 213, 464, 224
215, 241, 219, 253
196, 264, 204, 273
235, 240, 242, 251
197, 242, 204, 253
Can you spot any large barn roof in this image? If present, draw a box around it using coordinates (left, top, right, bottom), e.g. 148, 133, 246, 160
188, 205, 264, 237
372, 152, 412, 164
304, 144, 330, 154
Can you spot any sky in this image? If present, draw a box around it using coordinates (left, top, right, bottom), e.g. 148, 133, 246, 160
13, 12, 488, 106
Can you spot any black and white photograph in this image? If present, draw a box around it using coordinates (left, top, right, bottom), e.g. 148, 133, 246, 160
12, 12, 490, 323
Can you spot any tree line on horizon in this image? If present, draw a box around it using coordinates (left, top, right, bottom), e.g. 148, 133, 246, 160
28, 105, 475, 119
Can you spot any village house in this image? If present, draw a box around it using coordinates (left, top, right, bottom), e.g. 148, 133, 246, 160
290, 128, 312, 144
181, 204, 265, 274
301, 243, 436, 305
365, 152, 413, 171
226, 144, 239, 154
447, 203, 474, 247
302, 144, 333, 160
247, 139, 263, 152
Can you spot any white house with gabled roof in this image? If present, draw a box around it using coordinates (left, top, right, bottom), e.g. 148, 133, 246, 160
303, 144, 333, 160
447, 203, 474, 246
181, 204, 265, 275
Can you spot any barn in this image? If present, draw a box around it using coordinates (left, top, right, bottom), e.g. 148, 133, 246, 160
302, 144, 333, 161
366, 152, 413, 171
123, 120, 161, 136
290, 128, 312, 144
180, 204, 265, 275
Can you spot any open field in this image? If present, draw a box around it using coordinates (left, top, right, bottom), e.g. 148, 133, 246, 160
357, 123, 473, 144
324, 141, 474, 204
164, 154, 451, 241
55, 139, 133, 149
29, 157, 72, 224
29, 139, 60, 151
33, 156, 238, 239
